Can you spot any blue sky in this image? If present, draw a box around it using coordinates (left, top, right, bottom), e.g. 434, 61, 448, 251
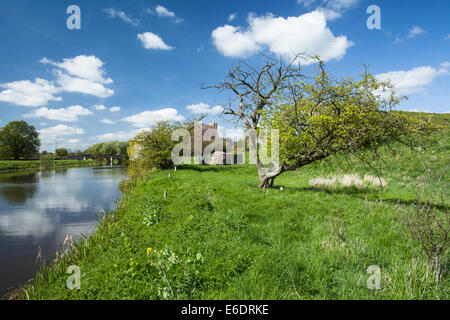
0, 0, 449, 151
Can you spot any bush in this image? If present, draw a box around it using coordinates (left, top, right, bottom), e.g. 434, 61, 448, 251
129, 122, 177, 170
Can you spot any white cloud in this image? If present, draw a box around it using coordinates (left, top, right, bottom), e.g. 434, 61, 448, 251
122, 108, 185, 128
104, 8, 140, 26
95, 129, 143, 142
55, 70, 114, 98
212, 11, 353, 62
41, 56, 114, 98
408, 26, 426, 39
440, 61, 450, 69
228, 13, 237, 22
0, 78, 61, 107
0, 55, 114, 107
93, 104, 107, 110
101, 119, 116, 124
110, 106, 121, 112
67, 138, 81, 144
297, 0, 359, 20
39, 125, 85, 142
155, 5, 175, 18
395, 26, 426, 44
40, 55, 113, 84
137, 32, 174, 50
186, 103, 224, 115
445, 34, 450, 40
376, 64, 449, 96
23, 105, 93, 122
154, 5, 183, 23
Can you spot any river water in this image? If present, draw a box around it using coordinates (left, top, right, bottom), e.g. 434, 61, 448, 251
0, 166, 127, 298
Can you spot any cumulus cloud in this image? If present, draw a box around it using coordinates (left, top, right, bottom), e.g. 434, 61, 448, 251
0, 55, 116, 107
395, 26, 426, 44
40, 56, 112, 84
95, 129, 143, 142
104, 8, 140, 26
376, 63, 449, 96
155, 5, 175, 18
93, 104, 107, 110
297, 0, 360, 20
23, 105, 93, 122
122, 108, 185, 128
101, 119, 116, 124
39, 125, 85, 142
55, 70, 114, 98
137, 32, 174, 50
153, 5, 183, 23
212, 11, 353, 62
0, 78, 61, 107
110, 106, 121, 112
186, 103, 224, 115
228, 13, 237, 22
41, 55, 114, 98
408, 26, 426, 39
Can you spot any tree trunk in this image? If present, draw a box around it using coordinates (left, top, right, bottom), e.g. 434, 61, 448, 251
257, 161, 287, 189
434, 253, 441, 284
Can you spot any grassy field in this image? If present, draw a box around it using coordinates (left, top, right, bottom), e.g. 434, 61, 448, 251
0, 159, 98, 171
17, 114, 449, 300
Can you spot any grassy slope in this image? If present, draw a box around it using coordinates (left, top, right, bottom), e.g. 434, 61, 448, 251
0, 159, 99, 171
22, 114, 449, 300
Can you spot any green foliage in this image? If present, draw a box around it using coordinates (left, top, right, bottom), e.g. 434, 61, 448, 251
141, 197, 164, 227
129, 121, 177, 170
55, 148, 69, 159
89, 141, 129, 156
262, 62, 435, 171
0, 159, 98, 171
0, 121, 40, 159
39, 154, 54, 170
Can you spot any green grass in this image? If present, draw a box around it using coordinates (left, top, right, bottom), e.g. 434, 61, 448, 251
17, 114, 449, 300
0, 159, 98, 171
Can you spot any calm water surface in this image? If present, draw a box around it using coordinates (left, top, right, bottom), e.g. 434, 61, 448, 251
0, 166, 127, 297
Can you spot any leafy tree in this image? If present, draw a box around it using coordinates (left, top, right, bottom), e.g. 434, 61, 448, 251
209, 56, 434, 188
92, 151, 104, 165
89, 141, 129, 156
55, 148, 69, 159
0, 121, 40, 160
129, 122, 177, 169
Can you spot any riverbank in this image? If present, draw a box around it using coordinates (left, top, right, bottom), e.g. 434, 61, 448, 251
0, 159, 99, 172
13, 124, 449, 299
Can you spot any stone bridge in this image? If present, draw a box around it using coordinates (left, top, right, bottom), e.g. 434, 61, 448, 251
68, 154, 125, 166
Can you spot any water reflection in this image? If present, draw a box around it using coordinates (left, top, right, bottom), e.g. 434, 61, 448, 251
0, 172, 39, 205
0, 166, 127, 297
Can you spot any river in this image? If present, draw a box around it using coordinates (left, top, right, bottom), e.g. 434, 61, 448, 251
0, 166, 127, 298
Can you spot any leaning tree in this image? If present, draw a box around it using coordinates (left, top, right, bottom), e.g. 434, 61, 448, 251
209, 55, 433, 188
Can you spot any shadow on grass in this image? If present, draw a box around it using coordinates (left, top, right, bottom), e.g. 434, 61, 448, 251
283, 185, 450, 211
176, 164, 254, 173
